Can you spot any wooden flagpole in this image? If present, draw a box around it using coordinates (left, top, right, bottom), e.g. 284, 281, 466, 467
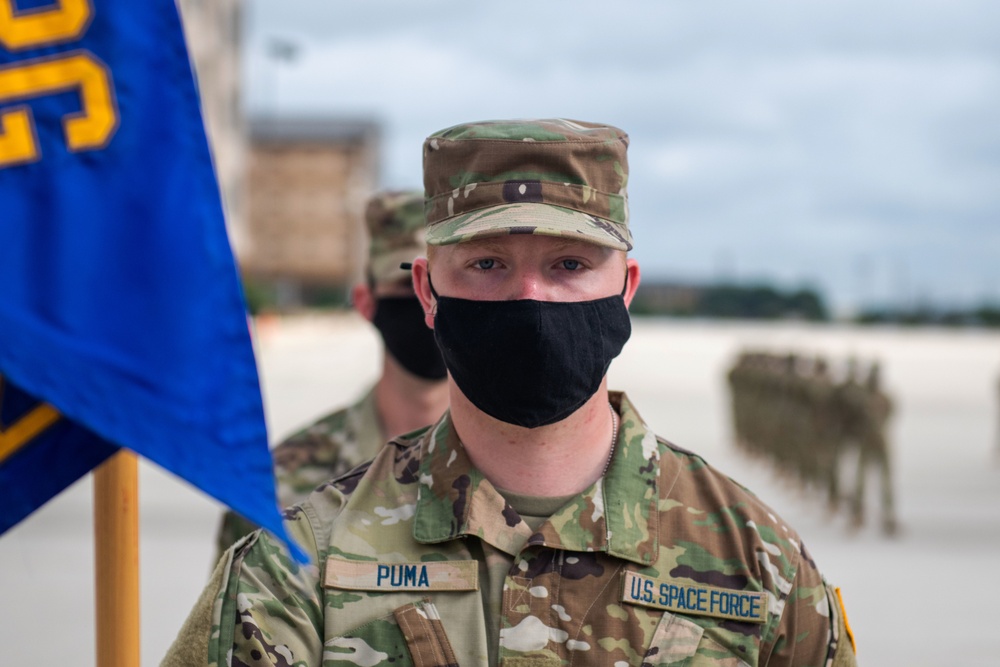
94, 449, 141, 667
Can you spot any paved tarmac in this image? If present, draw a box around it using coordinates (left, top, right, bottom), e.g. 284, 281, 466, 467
2, 314, 998, 665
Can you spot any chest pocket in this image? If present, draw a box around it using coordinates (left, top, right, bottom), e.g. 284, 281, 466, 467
642, 612, 704, 666
325, 599, 459, 667
643, 612, 756, 667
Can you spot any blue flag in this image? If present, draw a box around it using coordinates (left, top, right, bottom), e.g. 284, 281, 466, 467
0, 0, 303, 559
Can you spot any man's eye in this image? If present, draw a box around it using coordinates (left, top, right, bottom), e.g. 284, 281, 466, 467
561, 259, 581, 270
475, 259, 495, 270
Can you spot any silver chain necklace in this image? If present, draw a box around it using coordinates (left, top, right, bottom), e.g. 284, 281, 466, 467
602, 402, 619, 476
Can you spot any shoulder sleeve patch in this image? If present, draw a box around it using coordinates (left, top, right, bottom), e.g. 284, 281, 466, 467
824, 584, 858, 667
834, 586, 856, 655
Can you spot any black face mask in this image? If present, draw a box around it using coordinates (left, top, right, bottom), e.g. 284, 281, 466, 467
431, 279, 632, 428
372, 296, 448, 381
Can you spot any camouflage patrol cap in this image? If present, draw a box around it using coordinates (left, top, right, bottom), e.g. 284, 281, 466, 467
422, 119, 632, 251
364, 189, 426, 285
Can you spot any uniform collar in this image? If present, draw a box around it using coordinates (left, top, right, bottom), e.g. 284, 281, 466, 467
411, 392, 667, 566
353, 385, 385, 462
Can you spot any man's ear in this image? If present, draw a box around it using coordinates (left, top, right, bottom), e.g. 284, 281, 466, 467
352, 283, 377, 323
623, 258, 641, 309
411, 257, 436, 329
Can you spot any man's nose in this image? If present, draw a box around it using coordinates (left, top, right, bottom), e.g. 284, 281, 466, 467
509, 269, 545, 301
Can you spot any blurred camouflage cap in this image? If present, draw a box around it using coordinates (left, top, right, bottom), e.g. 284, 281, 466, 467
422, 118, 632, 251
365, 189, 426, 285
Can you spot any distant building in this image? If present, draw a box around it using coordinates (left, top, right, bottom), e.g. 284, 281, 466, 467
241, 117, 381, 303
176, 0, 248, 255
173, 3, 381, 305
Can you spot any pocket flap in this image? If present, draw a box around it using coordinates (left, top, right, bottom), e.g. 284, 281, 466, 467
394, 600, 460, 667
643, 612, 705, 666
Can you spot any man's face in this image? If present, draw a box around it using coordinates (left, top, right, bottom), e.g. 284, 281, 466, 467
413, 235, 640, 327
351, 276, 415, 323
372, 276, 416, 300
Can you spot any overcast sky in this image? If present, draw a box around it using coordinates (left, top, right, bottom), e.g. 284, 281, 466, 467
242, 0, 999, 314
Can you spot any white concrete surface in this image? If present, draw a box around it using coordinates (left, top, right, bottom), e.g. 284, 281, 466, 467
1, 314, 998, 665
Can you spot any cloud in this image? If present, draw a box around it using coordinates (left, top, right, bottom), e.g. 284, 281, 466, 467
243, 0, 1000, 310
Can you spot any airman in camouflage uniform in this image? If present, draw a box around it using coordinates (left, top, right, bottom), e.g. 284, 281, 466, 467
846, 362, 897, 534
166, 119, 857, 667
213, 190, 450, 561
995, 374, 1000, 460
806, 357, 842, 513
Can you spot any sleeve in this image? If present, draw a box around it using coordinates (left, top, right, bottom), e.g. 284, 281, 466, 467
212, 510, 260, 568
209, 521, 325, 667
160, 550, 230, 667
762, 546, 858, 667
161, 508, 325, 667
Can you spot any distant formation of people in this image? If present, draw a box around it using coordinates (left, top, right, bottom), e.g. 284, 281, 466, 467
996, 375, 1000, 460
727, 350, 898, 535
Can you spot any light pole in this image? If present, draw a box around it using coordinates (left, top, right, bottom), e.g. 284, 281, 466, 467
265, 36, 300, 118
262, 36, 301, 309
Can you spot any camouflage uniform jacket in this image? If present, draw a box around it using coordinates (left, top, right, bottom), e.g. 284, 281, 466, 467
195, 392, 856, 667
213, 387, 383, 560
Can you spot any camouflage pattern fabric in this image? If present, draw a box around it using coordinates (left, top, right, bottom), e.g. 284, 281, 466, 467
365, 190, 427, 286
423, 119, 633, 251
212, 388, 384, 563
169, 392, 856, 667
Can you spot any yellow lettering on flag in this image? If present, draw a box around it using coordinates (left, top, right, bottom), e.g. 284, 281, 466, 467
0, 52, 119, 167
0, 0, 92, 51
0, 402, 61, 462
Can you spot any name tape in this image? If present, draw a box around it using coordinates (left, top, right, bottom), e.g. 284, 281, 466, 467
324, 557, 479, 592
621, 571, 766, 624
